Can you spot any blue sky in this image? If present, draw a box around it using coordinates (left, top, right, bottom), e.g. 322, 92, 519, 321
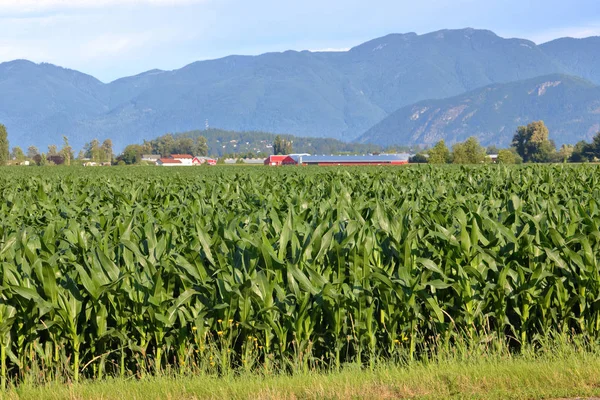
0, 0, 598, 82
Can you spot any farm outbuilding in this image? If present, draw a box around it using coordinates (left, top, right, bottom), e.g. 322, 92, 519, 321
156, 158, 183, 166
264, 155, 289, 166
281, 154, 410, 166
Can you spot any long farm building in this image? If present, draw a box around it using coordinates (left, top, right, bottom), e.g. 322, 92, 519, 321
271, 154, 410, 166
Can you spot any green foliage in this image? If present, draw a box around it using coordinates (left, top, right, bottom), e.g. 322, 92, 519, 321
409, 154, 428, 163
119, 144, 144, 165
11, 146, 25, 162
497, 149, 522, 164
570, 132, 600, 162
512, 121, 556, 163
163, 129, 380, 158
26, 146, 39, 160
101, 139, 114, 163
61, 136, 73, 166
38, 153, 48, 166
486, 145, 501, 155
0, 124, 9, 166
428, 140, 450, 164
47, 144, 58, 157
1, 165, 600, 386
84, 139, 101, 162
142, 134, 208, 157
558, 144, 574, 163
273, 135, 293, 155
452, 137, 487, 164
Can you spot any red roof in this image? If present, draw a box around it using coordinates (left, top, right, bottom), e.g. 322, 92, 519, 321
158, 158, 182, 164
264, 155, 289, 165
170, 154, 193, 159
282, 156, 298, 165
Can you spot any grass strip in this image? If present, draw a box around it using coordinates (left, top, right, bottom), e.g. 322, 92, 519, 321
6, 352, 600, 400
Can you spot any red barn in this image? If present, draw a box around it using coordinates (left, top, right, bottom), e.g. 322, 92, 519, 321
264, 155, 288, 166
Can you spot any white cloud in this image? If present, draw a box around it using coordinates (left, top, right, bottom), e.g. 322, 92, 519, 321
0, 0, 205, 12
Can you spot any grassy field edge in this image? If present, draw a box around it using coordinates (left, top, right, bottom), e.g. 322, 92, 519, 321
6, 351, 600, 400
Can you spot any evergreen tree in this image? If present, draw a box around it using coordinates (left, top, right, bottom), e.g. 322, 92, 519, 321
0, 124, 9, 166
273, 135, 293, 155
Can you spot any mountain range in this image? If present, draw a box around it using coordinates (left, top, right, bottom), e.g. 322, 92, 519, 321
358, 74, 600, 147
0, 28, 599, 151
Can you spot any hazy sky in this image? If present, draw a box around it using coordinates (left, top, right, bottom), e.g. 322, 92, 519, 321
0, 0, 598, 82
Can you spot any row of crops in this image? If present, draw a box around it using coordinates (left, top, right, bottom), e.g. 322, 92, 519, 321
0, 165, 599, 384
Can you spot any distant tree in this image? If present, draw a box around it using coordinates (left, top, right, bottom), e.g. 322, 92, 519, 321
574, 132, 600, 162
47, 144, 58, 157
152, 134, 176, 157
0, 124, 9, 166
428, 140, 450, 164
61, 136, 73, 166
194, 136, 208, 156
497, 149, 522, 164
39, 153, 48, 166
512, 121, 556, 163
452, 137, 487, 164
27, 146, 40, 159
84, 139, 101, 162
101, 139, 113, 163
557, 144, 574, 163
173, 137, 195, 155
11, 146, 25, 161
119, 144, 144, 165
486, 145, 501, 155
409, 153, 428, 163
569, 140, 592, 162
77, 150, 85, 161
273, 135, 293, 155
142, 140, 153, 155
48, 154, 65, 165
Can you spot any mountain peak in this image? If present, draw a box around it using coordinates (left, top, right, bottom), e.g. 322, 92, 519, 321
2, 28, 600, 152
357, 73, 600, 148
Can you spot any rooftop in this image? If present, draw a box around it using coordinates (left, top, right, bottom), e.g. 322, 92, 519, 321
292, 154, 410, 163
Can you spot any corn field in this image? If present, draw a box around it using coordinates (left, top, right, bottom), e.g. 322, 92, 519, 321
1, 165, 600, 385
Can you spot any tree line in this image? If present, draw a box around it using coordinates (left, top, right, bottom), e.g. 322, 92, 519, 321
118, 134, 209, 165
3, 120, 600, 167
411, 121, 600, 164
0, 126, 211, 166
